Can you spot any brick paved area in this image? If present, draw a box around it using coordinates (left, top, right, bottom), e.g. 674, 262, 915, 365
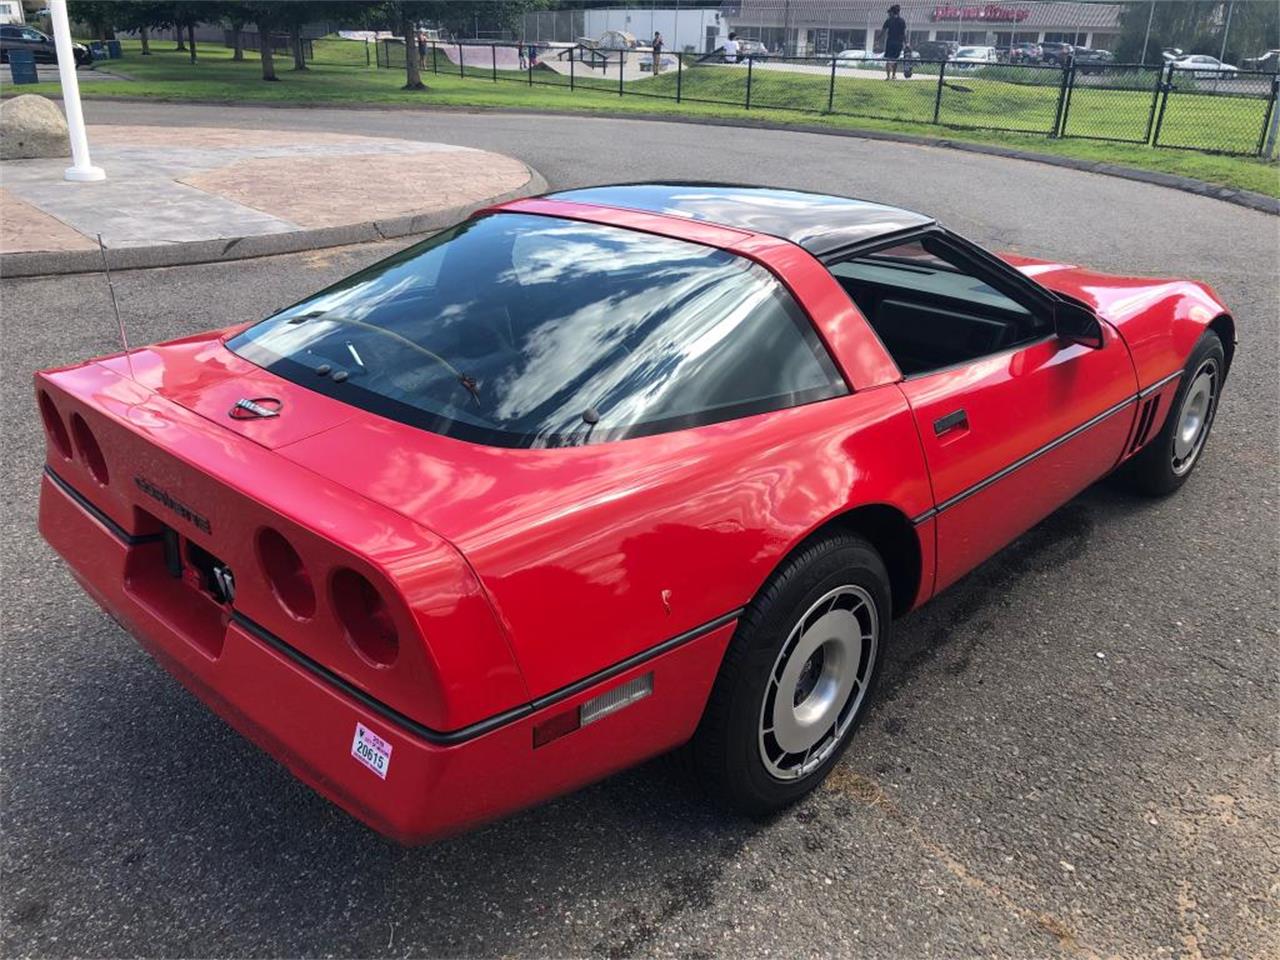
0, 125, 534, 254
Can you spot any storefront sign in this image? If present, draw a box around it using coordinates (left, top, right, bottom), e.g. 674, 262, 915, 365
931, 5, 1031, 22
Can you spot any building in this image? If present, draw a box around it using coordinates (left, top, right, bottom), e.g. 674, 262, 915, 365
720, 1, 1124, 56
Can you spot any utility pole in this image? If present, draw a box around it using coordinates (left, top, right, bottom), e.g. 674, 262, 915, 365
1141, 0, 1156, 65
49, 0, 104, 182
1218, 0, 1234, 64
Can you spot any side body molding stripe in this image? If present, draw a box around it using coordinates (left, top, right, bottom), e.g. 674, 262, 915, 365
910, 381, 1170, 526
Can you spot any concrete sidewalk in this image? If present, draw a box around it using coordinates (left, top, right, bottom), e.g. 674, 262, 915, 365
0, 124, 543, 275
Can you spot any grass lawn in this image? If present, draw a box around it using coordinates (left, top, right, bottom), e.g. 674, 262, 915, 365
14, 41, 1278, 198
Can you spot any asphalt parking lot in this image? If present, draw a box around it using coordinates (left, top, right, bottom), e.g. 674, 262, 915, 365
2, 104, 1277, 958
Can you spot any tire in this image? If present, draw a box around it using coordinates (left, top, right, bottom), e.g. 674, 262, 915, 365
687, 532, 890, 817
1116, 330, 1225, 497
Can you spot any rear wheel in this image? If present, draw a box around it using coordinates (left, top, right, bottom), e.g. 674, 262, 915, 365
688, 533, 890, 816
1117, 331, 1224, 496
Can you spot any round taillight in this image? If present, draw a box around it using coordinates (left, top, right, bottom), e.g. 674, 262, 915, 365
39, 391, 72, 459
257, 528, 316, 620
331, 568, 399, 666
70, 413, 108, 485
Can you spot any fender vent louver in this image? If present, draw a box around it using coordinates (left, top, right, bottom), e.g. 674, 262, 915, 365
1129, 397, 1159, 454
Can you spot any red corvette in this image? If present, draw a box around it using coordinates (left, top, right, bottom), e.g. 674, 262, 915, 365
36, 184, 1234, 843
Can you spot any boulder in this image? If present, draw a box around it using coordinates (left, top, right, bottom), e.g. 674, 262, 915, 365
0, 95, 70, 160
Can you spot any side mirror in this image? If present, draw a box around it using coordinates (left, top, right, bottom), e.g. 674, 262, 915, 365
1054, 300, 1104, 349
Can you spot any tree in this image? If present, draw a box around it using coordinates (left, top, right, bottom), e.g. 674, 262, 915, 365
274, 1, 327, 71
242, 2, 289, 81
168, 2, 205, 63
221, 1, 254, 61
113, 3, 176, 56
390, 2, 428, 89
379, 2, 547, 91
67, 1, 119, 41
1116, 1, 1280, 65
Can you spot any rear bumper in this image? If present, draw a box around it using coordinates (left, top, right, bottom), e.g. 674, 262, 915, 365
40, 469, 735, 844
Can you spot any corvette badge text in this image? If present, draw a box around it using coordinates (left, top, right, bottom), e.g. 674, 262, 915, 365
133, 476, 212, 534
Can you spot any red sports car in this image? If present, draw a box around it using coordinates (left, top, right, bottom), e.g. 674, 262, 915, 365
36, 184, 1234, 843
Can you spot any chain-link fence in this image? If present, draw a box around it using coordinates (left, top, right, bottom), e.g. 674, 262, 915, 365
373, 42, 1280, 158
226, 31, 375, 68
307, 37, 375, 68
1059, 64, 1166, 144
1153, 66, 1279, 156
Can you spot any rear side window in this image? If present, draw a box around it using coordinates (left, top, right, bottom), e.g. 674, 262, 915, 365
229, 213, 845, 447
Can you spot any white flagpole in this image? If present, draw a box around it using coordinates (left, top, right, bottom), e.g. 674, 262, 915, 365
49, 0, 105, 182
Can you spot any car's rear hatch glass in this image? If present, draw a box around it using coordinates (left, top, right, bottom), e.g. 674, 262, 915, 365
227, 213, 845, 448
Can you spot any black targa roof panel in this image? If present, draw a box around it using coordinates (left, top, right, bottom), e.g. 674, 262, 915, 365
548, 183, 935, 256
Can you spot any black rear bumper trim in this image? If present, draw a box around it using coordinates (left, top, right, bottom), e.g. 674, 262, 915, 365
44, 466, 163, 547
233, 607, 742, 747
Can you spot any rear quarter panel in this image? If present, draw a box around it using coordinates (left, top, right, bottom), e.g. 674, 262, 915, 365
36, 361, 528, 732
280, 384, 934, 698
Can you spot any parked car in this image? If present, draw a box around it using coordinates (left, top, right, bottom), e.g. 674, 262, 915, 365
836, 48, 879, 66
737, 38, 772, 60
36, 183, 1235, 843
1241, 49, 1279, 73
1073, 48, 1115, 74
0, 24, 91, 64
1039, 41, 1075, 65
1171, 54, 1239, 79
913, 39, 956, 61
1008, 41, 1042, 64
950, 45, 998, 68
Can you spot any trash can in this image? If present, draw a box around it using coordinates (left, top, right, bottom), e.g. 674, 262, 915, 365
89, 41, 106, 60
106, 39, 122, 59
7, 49, 37, 85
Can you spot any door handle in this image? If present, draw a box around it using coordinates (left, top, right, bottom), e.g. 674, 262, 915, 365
934, 408, 968, 437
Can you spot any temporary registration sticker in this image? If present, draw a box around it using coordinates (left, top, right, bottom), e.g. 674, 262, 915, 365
351, 722, 392, 779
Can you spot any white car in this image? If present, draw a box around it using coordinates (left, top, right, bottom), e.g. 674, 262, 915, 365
836, 49, 878, 67
1171, 54, 1239, 79
951, 46, 998, 68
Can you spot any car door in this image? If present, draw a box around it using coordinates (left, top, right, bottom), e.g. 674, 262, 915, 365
19, 27, 48, 62
827, 232, 1138, 593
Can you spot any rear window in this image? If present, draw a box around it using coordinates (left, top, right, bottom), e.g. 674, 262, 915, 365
229, 213, 845, 448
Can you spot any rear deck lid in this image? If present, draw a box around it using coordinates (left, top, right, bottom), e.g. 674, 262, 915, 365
98, 331, 352, 450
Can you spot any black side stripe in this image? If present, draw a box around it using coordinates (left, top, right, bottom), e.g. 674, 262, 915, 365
1139, 369, 1183, 399
234, 609, 742, 746
44, 466, 163, 546
911, 392, 1144, 526
231, 612, 531, 745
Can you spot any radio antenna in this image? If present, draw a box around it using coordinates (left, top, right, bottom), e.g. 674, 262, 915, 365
97, 233, 134, 381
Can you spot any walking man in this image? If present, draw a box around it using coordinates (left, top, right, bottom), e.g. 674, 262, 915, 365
883, 4, 906, 79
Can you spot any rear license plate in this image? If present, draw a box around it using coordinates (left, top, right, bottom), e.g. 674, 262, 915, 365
351, 722, 392, 779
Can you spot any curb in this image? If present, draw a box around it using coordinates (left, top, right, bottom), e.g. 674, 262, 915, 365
0, 166, 548, 278
12, 94, 1277, 217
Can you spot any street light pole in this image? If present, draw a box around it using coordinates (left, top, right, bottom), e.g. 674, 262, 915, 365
1218, 0, 1234, 64
49, 0, 104, 182
1141, 0, 1156, 65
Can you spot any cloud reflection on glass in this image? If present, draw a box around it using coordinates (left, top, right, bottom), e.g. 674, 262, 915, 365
230, 214, 845, 448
